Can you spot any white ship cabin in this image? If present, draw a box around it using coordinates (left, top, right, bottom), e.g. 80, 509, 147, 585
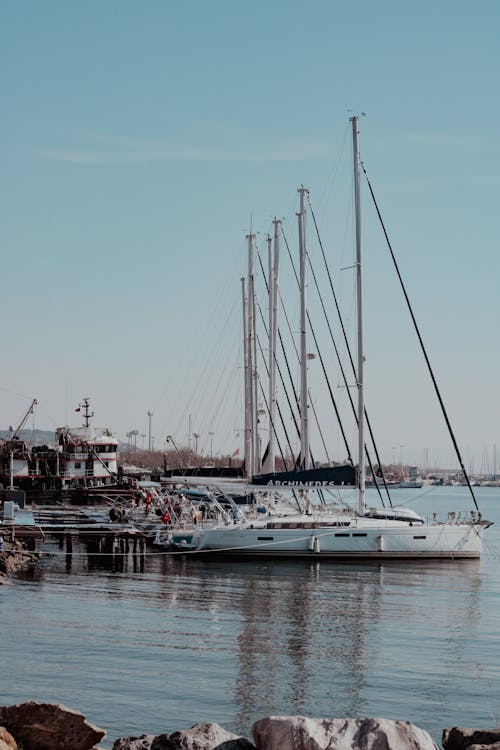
57, 426, 118, 488
6, 440, 31, 478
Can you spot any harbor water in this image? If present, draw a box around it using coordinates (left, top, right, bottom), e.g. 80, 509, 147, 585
1, 486, 500, 747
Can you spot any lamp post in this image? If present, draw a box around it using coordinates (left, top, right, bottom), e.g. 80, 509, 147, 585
209, 431, 214, 458
9, 425, 14, 490
194, 433, 200, 465
147, 411, 153, 452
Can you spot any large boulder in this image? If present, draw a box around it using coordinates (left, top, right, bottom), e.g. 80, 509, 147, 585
164, 723, 254, 750
113, 724, 254, 750
0, 726, 17, 750
443, 727, 500, 749
0, 701, 105, 750
251, 715, 439, 750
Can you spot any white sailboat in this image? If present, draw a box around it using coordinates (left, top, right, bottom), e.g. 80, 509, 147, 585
178, 116, 491, 560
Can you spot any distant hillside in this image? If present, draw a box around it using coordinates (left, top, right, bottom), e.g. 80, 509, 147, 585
0, 429, 56, 444
0, 429, 129, 451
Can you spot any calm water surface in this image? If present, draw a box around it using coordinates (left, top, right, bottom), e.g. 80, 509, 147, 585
1, 487, 500, 747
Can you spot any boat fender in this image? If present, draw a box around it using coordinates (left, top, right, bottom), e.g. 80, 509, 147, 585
308, 535, 316, 552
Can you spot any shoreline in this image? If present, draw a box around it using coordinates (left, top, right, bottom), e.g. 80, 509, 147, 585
0, 702, 498, 750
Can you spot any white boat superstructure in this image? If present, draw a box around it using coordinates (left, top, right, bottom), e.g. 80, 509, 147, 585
56, 426, 118, 489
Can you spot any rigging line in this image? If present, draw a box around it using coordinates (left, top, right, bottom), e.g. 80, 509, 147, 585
254, 343, 289, 472
258, 250, 315, 469
170, 291, 241, 438
275, 233, 301, 361
274, 399, 294, 471
361, 161, 480, 514
256, 249, 317, 471
304, 230, 385, 504
252, 298, 283, 456
194, 364, 238, 446
254, 302, 295, 467
203, 335, 242, 424
308, 387, 330, 464
254, 264, 297, 468
277, 287, 301, 362
274, 246, 307, 439
307, 310, 353, 465
315, 122, 351, 217
204, 358, 240, 445
307, 195, 392, 508
160, 280, 240, 429
256, 250, 301, 440
277, 327, 300, 435
0, 385, 37, 401
280, 224, 357, 470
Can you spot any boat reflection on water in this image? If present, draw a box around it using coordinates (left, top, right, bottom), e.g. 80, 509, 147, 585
156, 553, 482, 736
9, 539, 485, 744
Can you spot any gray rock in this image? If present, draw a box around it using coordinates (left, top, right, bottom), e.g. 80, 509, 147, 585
443, 728, 500, 749
251, 715, 439, 750
112, 736, 156, 750
0, 545, 39, 574
0, 701, 106, 750
111, 733, 180, 750
164, 722, 255, 750
152, 737, 177, 750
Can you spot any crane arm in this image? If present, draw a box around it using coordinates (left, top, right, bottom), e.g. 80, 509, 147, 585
12, 398, 38, 440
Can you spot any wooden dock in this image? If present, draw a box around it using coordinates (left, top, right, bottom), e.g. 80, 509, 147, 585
0, 505, 147, 555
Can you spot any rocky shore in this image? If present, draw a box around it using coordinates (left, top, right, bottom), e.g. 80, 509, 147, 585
0, 538, 39, 580
0, 702, 499, 750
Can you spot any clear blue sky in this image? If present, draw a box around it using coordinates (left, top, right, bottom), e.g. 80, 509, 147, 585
2, 0, 500, 470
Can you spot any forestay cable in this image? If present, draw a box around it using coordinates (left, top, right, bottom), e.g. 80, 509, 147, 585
361, 161, 480, 513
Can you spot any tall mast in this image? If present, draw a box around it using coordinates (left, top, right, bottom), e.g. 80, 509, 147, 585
297, 186, 310, 470
241, 276, 252, 478
250, 272, 260, 474
262, 234, 275, 474
246, 231, 257, 477
351, 116, 365, 515
267, 218, 281, 474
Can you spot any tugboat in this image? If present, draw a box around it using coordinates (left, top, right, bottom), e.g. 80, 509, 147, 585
0, 398, 132, 505
56, 397, 121, 502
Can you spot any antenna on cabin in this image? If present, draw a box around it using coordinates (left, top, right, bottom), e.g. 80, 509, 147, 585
78, 397, 94, 428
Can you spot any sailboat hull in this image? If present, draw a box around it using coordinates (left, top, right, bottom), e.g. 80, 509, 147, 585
192, 521, 485, 559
